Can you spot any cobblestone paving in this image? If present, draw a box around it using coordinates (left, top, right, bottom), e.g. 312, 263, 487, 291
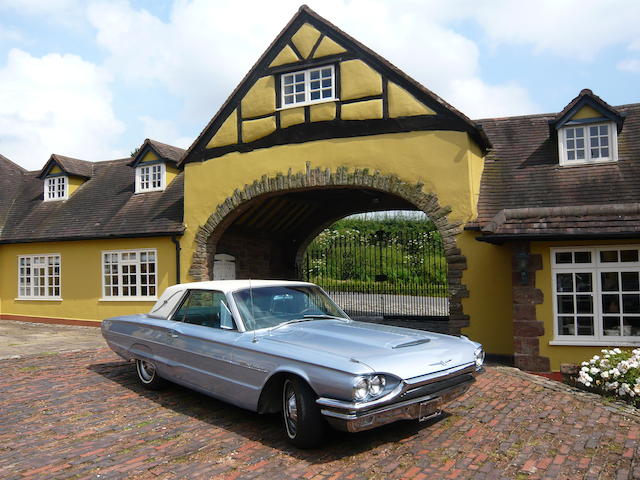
1, 349, 639, 480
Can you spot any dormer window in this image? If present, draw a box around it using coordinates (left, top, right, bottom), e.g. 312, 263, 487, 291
281, 65, 335, 107
44, 176, 68, 201
135, 163, 165, 193
558, 122, 618, 166
553, 89, 623, 167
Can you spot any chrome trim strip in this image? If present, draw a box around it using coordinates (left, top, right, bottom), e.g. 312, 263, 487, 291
404, 363, 476, 389
392, 338, 431, 349
320, 379, 474, 420
316, 383, 405, 411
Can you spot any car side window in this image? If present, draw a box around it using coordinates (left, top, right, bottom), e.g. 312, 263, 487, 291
172, 290, 235, 330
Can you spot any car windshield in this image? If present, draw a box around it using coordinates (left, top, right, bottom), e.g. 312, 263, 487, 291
233, 285, 347, 331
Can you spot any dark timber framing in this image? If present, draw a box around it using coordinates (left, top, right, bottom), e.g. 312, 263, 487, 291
189, 115, 477, 161
180, 5, 490, 167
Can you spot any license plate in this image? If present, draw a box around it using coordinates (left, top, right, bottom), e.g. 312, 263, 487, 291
418, 399, 440, 422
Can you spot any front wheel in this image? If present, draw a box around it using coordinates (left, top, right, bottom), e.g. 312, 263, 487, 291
282, 377, 325, 448
135, 359, 165, 390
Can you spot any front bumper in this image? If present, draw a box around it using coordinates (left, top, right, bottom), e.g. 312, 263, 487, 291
317, 364, 482, 433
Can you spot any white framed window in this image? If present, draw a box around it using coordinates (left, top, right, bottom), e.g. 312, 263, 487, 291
102, 249, 157, 300
44, 176, 68, 201
551, 246, 640, 345
558, 122, 618, 166
17, 254, 61, 299
135, 163, 165, 193
280, 65, 335, 108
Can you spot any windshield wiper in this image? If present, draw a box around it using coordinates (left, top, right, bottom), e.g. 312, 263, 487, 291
270, 315, 346, 331
270, 318, 314, 331
303, 314, 346, 320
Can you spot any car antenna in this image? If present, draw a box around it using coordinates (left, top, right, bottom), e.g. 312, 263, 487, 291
249, 278, 257, 343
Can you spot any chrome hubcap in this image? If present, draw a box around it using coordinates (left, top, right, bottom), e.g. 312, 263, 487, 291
283, 381, 297, 437
138, 360, 155, 383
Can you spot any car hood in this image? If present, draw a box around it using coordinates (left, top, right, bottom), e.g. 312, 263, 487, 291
262, 319, 477, 379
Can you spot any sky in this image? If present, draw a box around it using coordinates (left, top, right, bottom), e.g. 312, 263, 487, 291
1, 0, 639, 171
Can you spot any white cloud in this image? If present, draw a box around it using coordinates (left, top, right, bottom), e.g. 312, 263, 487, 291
411, 0, 640, 61
138, 115, 191, 149
87, 0, 299, 121
0, 0, 86, 28
0, 48, 124, 169
0, 23, 25, 44
618, 59, 640, 73
447, 79, 537, 119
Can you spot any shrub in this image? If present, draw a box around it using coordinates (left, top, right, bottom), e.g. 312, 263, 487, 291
577, 348, 640, 406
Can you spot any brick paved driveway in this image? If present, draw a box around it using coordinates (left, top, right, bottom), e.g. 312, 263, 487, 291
1, 348, 639, 480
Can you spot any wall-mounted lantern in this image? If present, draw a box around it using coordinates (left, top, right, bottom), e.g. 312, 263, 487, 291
515, 251, 530, 285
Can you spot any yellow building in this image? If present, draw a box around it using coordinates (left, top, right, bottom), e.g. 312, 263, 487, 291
1, 6, 639, 372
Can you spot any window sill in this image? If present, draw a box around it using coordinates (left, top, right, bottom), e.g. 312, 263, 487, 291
15, 297, 62, 301
549, 339, 640, 347
99, 297, 157, 302
134, 188, 165, 194
277, 98, 337, 111
558, 159, 618, 168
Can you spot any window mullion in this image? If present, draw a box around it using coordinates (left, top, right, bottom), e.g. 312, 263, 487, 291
305, 70, 311, 103
44, 255, 49, 297
136, 255, 142, 298
28, 260, 34, 297
594, 266, 602, 340
117, 253, 124, 298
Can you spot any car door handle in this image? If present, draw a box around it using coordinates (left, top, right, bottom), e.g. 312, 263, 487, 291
167, 329, 180, 338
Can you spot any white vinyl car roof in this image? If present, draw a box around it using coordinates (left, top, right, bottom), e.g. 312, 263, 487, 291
147, 280, 315, 320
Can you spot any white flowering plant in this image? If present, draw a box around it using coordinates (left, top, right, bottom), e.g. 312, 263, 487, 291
576, 348, 640, 406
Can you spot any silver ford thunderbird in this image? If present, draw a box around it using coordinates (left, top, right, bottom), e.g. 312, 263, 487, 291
101, 280, 484, 448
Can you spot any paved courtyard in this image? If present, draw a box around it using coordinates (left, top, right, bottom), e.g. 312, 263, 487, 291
1, 346, 640, 480
0, 321, 105, 360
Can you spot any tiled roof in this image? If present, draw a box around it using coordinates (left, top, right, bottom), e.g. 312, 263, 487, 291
144, 139, 185, 164
0, 155, 26, 235
480, 204, 640, 238
0, 157, 184, 243
50, 154, 94, 178
476, 102, 640, 238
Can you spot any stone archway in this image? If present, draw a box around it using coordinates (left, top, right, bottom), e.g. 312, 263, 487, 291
188, 163, 470, 333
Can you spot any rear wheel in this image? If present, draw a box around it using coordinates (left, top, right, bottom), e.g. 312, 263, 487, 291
135, 359, 165, 390
282, 377, 325, 448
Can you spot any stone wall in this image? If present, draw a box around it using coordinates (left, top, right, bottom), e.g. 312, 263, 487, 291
188, 163, 470, 334
512, 242, 550, 371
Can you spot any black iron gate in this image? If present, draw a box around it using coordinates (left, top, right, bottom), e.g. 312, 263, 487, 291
301, 229, 448, 318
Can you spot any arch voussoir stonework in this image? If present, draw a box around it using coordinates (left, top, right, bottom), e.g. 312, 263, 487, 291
188, 162, 470, 333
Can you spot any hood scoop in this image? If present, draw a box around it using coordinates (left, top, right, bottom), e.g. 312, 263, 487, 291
392, 338, 431, 349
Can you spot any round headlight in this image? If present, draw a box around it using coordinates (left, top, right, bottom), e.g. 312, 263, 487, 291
353, 376, 368, 401
474, 347, 485, 368
369, 375, 386, 396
